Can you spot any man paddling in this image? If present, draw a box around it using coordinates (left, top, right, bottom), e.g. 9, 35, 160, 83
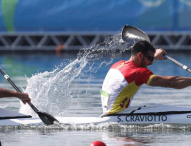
0, 88, 30, 104
101, 40, 181, 116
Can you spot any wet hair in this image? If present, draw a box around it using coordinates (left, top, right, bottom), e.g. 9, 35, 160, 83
131, 40, 156, 56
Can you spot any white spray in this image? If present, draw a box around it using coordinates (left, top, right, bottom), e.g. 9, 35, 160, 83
19, 33, 129, 117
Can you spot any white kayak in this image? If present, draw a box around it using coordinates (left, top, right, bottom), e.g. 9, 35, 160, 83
1, 104, 191, 126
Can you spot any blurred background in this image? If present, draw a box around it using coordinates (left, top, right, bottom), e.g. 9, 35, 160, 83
0, 0, 191, 52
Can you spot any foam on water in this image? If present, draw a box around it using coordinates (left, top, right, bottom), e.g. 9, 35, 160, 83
19, 33, 129, 117
1, 123, 191, 132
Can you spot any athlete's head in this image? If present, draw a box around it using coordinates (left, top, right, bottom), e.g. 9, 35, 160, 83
131, 40, 156, 56
131, 40, 156, 67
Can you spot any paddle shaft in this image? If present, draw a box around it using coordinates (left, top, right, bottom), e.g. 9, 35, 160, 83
0, 68, 39, 113
165, 55, 191, 73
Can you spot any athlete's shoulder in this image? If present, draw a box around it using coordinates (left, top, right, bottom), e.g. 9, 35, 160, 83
137, 67, 153, 74
132, 67, 153, 81
110, 60, 125, 69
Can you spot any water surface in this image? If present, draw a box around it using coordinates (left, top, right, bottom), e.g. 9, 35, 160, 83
0, 48, 191, 146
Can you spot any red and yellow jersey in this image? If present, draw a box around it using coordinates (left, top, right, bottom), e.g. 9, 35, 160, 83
101, 60, 154, 115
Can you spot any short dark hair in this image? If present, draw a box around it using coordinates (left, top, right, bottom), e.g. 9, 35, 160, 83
131, 40, 156, 56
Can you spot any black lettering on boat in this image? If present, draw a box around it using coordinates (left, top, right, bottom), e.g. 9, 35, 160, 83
125, 116, 130, 122
135, 115, 167, 122
135, 115, 140, 121
139, 115, 145, 121
117, 116, 121, 122
131, 115, 135, 122
148, 115, 153, 121
161, 115, 167, 121
187, 115, 191, 118
153, 115, 156, 121
116, 114, 168, 123
159, 115, 161, 121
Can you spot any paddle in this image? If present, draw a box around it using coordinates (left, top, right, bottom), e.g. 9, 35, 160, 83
122, 25, 191, 73
0, 68, 59, 125
122, 25, 150, 44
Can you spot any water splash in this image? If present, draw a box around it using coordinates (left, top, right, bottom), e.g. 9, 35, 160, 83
19, 33, 129, 117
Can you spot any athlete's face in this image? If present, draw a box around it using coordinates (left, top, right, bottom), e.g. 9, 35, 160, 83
141, 51, 155, 67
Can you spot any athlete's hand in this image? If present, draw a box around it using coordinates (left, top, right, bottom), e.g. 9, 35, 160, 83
17, 93, 31, 104
154, 48, 167, 60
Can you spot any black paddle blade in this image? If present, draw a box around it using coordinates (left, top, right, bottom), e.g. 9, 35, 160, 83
122, 25, 150, 44
37, 111, 59, 125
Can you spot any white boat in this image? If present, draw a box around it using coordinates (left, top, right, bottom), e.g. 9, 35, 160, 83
1, 104, 191, 126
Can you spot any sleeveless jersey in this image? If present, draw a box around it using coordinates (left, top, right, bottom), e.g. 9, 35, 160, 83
101, 60, 154, 115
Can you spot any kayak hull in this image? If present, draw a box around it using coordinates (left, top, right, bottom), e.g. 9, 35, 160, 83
1, 104, 191, 125
0, 113, 191, 126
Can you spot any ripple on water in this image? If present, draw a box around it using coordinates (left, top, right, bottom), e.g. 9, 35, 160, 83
0, 123, 191, 133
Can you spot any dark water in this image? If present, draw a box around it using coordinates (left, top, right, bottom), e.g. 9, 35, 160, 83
1, 51, 191, 146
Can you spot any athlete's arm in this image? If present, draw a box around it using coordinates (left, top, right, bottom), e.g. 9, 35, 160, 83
149, 75, 191, 89
0, 88, 31, 104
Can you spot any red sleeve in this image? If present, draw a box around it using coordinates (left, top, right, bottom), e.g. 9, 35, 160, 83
135, 68, 154, 86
